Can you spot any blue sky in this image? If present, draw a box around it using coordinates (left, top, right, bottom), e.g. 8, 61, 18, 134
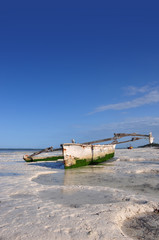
0, 0, 159, 148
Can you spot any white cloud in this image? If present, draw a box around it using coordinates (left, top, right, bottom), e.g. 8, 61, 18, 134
90, 90, 159, 114
124, 85, 150, 96
96, 117, 159, 131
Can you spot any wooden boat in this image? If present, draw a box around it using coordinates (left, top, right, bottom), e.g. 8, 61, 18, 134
23, 132, 154, 168
23, 144, 115, 167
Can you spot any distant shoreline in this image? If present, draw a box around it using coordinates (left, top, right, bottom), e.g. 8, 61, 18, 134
138, 143, 159, 148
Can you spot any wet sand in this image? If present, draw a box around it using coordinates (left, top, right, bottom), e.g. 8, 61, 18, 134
122, 211, 159, 240
0, 148, 159, 239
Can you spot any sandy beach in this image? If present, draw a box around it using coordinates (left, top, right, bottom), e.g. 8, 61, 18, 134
0, 148, 159, 240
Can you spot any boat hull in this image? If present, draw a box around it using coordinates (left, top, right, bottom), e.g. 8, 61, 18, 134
63, 143, 116, 168
23, 155, 63, 162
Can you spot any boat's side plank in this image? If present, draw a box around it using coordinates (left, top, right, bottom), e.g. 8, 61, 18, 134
24, 155, 63, 162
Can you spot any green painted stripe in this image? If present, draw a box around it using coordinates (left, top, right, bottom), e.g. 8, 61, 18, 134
25, 156, 63, 162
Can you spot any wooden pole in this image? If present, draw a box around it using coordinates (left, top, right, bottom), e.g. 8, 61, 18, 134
30, 146, 54, 157
82, 137, 118, 145
82, 133, 150, 145
114, 133, 149, 138
115, 137, 143, 144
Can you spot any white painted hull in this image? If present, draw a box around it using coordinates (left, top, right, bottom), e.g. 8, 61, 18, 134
63, 143, 116, 168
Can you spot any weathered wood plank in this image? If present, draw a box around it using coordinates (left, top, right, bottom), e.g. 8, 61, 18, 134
114, 133, 149, 138
82, 133, 150, 145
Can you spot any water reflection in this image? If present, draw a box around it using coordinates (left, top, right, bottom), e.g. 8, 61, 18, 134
32, 163, 114, 187
64, 165, 114, 186
32, 161, 159, 199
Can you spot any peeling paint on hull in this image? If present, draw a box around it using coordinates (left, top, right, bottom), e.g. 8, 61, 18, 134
63, 143, 115, 169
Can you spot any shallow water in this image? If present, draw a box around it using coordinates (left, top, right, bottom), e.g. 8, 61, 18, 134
1, 148, 159, 200
32, 149, 159, 200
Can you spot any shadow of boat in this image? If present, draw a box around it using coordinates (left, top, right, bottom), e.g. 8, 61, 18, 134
28, 160, 64, 169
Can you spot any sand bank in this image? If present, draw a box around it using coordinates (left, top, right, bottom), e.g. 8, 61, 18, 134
0, 148, 159, 240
